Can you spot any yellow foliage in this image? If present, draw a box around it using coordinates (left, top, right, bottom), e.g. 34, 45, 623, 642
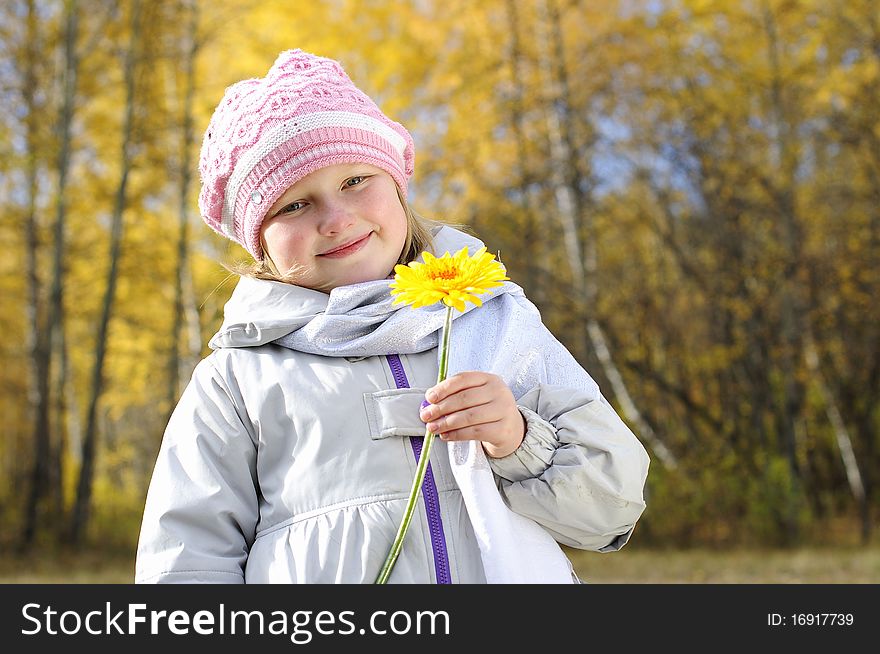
2, 0, 878, 547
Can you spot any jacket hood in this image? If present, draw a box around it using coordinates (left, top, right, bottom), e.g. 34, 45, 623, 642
208, 226, 485, 350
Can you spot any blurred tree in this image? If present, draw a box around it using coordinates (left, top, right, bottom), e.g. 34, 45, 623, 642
21, 0, 77, 547
70, 0, 143, 544
166, 0, 203, 423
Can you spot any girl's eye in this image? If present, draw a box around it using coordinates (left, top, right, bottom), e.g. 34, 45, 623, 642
345, 176, 366, 187
279, 201, 305, 214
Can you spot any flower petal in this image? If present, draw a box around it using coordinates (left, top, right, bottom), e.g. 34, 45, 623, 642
390, 246, 510, 310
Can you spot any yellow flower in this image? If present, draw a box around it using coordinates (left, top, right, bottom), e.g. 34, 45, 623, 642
390, 246, 509, 312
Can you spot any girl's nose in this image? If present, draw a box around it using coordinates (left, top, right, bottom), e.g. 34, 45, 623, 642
317, 202, 356, 235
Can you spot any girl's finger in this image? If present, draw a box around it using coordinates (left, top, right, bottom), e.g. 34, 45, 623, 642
426, 371, 489, 403
435, 420, 503, 442
420, 385, 493, 421
426, 406, 502, 434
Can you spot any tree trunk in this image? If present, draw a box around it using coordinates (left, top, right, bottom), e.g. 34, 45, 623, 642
22, 0, 48, 549
69, 0, 141, 545
803, 335, 865, 505
536, 0, 677, 469
503, 0, 547, 309
54, 312, 83, 527
763, 0, 807, 483
762, 3, 829, 542
23, 0, 78, 548
167, 0, 201, 422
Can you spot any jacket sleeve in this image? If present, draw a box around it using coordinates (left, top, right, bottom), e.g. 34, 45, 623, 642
487, 384, 650, 552
135, 356, 259, 583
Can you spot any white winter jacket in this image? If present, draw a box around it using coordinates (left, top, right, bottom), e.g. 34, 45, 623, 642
135, 276, 650, 583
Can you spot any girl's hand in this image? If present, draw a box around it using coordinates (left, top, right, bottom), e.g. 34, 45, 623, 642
419, 371, 526, 459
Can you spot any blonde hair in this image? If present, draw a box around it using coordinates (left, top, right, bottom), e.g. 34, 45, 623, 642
226, 186, 444, 286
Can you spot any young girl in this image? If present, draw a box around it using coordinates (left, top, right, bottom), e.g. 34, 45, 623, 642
135, 49, 650, 584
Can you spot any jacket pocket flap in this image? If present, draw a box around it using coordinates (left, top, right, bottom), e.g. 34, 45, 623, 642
363, 388, 428, 440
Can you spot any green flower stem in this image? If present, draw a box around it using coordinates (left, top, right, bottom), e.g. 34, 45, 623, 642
375, 305, 454, 584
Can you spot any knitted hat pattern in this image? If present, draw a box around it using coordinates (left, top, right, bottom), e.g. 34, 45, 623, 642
198, 49, 415, 260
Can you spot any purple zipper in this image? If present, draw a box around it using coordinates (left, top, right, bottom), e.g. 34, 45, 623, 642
385, 354, 451, 584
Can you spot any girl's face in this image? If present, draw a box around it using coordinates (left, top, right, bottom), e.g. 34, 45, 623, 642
260, 163, 408, 292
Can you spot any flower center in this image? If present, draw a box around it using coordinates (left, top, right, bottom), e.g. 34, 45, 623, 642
430, 269, 458, 281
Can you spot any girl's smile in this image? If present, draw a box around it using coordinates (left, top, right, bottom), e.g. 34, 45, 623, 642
318, 231, 374, 258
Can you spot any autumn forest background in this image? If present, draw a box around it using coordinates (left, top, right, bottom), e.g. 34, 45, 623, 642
1, 0, 878, 581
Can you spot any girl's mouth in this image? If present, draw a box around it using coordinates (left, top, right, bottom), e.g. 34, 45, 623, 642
319, 232, 373, 258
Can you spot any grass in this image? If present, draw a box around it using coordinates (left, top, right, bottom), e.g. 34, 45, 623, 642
1, 545, 878, 583
566, 544, 880, 583
0, 548, 136, 584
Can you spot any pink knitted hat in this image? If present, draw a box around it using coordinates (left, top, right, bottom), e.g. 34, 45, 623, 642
198, 49, 415, 260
